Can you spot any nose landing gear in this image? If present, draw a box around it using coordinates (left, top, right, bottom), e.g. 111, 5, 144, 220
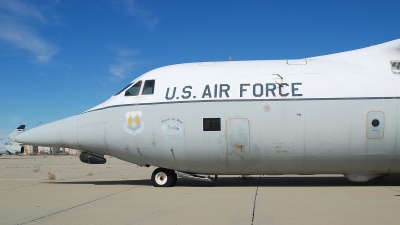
151, 168, 177, 187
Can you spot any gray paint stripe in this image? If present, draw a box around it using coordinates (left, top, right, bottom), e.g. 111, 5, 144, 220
83, 96, 397, 114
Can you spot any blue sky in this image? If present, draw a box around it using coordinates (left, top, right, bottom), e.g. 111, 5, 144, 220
0, 0, 399, 139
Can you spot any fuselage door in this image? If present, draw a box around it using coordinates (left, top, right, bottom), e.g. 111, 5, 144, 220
226, 118, 250, 156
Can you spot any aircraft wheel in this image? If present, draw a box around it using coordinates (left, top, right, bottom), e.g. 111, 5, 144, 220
151, 168, 177, 187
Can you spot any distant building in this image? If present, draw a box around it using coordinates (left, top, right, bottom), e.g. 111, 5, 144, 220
23, 145, 80, 155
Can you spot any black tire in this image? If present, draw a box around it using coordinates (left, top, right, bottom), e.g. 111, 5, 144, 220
151, 168, 177, 187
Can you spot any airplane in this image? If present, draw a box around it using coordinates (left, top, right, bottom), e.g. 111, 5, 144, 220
15, 38, 400, 187
0, 125, 25, 155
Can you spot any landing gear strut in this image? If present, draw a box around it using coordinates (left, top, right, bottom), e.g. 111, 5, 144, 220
151, 168, 177, 187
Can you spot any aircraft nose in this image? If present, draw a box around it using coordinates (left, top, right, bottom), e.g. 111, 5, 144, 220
14, 116, 78, 148
15, 120, 63, 147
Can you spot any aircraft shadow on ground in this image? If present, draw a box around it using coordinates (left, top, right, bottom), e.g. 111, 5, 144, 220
49, 174, 400, 187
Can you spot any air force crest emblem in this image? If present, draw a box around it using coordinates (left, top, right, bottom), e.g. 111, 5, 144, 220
123, 111, 145, 135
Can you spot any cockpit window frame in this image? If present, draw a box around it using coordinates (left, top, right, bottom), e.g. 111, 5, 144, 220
125, 80, 142, 96
114, 82, 133, 96
141, 80, 155, 95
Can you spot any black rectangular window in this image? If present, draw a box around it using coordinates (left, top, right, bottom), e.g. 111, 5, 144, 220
142, 80, 155, 95
391, 61, 400, 74
203, 118, 221, 131
114, 82, 132, 96
125, 81, 142, 96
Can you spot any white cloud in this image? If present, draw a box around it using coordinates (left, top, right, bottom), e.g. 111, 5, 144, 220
0, 0, 47, 23
114, 0, 159, 28
108, 47, 138, 81
0, 20, 58, 62
117, 48, 137, 57
0, 0, 58, 62
109, 59, 137, 81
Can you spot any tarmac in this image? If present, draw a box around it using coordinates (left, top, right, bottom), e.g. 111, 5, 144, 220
1, 155, 400, 225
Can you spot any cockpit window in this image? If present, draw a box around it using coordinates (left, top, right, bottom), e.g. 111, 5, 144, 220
142, 80, 155, 95
125, 81, 142, 96
391, 61, 400, 74
114, 82, 133, 96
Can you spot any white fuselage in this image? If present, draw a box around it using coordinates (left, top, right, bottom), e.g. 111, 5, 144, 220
15, 39, 400, 179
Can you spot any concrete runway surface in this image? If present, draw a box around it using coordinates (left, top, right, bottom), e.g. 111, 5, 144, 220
0, 155, 400, 225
